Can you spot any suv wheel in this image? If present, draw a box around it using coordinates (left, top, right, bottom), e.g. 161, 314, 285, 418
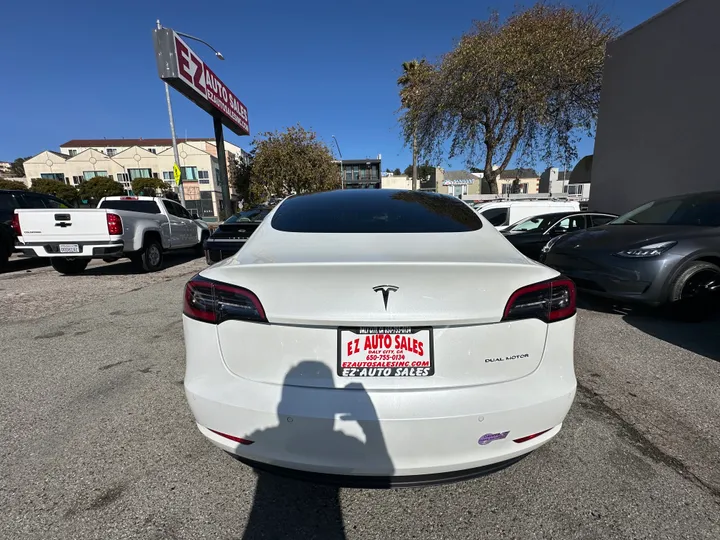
667, 261, 720, 322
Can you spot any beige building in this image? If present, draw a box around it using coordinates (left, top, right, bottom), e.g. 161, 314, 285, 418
380, 174, 412, 190
23, 138, 250, 220
433, 168, 540, 197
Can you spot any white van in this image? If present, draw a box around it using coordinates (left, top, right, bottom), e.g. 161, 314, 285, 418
476, 200, 581, 230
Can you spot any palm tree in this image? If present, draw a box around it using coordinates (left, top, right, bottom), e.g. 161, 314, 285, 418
398, 60, 429, 191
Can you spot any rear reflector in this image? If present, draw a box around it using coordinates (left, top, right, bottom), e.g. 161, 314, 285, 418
513, 428, 552, 444
503, 277, 576, 323
106, 213, 123, 235
208, 428, 254, 445
11, 213, 21, 236
183, 275, 267, 324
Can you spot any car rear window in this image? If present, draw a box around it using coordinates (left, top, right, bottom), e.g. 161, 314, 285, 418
98, 200, 161, 214
271, 190, 482, 233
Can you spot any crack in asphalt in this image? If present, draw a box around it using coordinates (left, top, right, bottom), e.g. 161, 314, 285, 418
577, 383, 720, 502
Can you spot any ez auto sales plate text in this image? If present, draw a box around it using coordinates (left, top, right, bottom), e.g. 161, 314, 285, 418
338, 327, 434, 377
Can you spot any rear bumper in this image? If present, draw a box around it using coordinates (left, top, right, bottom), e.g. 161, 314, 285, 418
16, 242, 125, 258
183, 315, 577, 479
204, 239, 246, 263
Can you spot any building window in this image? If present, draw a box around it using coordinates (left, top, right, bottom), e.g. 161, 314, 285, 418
198, 170, 209, 179
68, 149, 77, 157
163, 171, 173, 180
147, 148, 157, 154
128, 168, 152, 180
72, 176, 83, 185
199, 178, 210, 185
181, 166, 198, 180
83, 171, 108, 180
502, 182, 529, 194
40, 173, 65, 181
117, 173, 129, 183
565, 184, 583, 196
106, 148, 117, 157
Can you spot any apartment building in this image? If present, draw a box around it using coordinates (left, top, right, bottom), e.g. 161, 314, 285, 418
23, 138, 250, 220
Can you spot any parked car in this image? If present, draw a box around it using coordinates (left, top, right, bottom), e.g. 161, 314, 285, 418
204, 205, 273, 264
476, 200, 581, 230
182, 189, 577, 486
502, 211, 617, 261
14, 195, 209, 274
1, 189, 72, 271
541, 190, 720, 317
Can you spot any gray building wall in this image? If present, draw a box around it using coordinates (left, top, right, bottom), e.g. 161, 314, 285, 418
589, 0, 720, 215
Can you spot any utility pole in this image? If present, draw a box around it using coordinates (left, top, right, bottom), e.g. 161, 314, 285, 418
412, 131, 418, 191
214, 117, 232, 218
158, 19, 185, 206
332, 135, 344, 189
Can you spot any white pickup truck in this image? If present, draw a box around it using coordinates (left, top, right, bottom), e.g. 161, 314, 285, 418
14, 196, 209, 274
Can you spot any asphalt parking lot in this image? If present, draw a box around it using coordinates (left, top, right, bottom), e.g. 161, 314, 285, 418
1, 255, 718, 539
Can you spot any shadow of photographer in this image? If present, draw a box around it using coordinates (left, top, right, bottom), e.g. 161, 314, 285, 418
239, 361, 393, 540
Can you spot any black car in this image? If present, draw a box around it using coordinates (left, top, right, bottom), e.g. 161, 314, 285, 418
204, 206, 273, 264
502, 211, 617, 260
0, 189, 72, 271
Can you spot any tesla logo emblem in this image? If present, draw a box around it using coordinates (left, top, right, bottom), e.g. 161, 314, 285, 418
373, 285, 398, 310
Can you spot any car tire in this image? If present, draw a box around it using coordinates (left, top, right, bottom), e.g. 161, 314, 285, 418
0, 244, 8, 273
195, 232, 209, 256
135, 239, 164, 273
50, 257, 90, 275
666, 260, 720, 322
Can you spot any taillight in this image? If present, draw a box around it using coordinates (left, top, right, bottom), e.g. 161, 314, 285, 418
11, 213, 21, 236
183, 275, 267, 324
107, 213, 123, 235
513, 428, 553, 444
503, 277, 576, 323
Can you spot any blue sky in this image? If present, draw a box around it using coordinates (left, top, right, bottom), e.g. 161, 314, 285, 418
2, 0, 676, 172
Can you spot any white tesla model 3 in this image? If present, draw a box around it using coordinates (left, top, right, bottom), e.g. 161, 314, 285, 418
182, 189, 577, 487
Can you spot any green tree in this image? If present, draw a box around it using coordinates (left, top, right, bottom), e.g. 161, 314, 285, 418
230, 154, 256, 205
403, 164, 435, 183
0, 178, 28, 190
131, 177, 166, 197
398, 59, 433, 190
250, 124, 339, 198
393, 168, 402, 175
31, 178, 79, 203
9, 157, 32, 178
399, 3, 618, 193
78, 176, 124, 203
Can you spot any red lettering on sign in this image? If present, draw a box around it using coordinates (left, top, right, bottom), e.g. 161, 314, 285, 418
191, 51, 205, 92
176, 39, 191, 82
353, 339, 360, 354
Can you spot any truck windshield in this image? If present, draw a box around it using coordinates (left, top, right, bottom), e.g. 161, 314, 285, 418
99, 200, 161, 214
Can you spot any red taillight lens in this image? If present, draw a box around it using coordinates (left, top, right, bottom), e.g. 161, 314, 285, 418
11, 213, 21, 236
503, 277, 576, 323
183, 275, 267, 324
208, 428, 254, 445
513, 428, 552, 444
107, 213, 123, 235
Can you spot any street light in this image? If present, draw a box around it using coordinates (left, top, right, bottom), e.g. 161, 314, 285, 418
156, 20, 225, 207
332, 135, 344, 190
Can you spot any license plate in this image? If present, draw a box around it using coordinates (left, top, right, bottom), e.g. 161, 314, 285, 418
337, 327, 434, 377
59, 244, 80, 253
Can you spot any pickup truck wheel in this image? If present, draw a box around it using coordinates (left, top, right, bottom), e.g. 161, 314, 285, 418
195, 232, 209, 256
51, 257, 89, 275
138, 240, 163, 272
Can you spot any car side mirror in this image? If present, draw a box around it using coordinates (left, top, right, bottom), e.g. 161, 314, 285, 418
191, 211, 199, 220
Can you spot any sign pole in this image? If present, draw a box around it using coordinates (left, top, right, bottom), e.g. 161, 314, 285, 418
157, 20, 185, 206
214, 116, 232, 219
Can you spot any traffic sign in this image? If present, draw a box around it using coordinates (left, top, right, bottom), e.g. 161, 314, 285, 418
173, 163, 182, 185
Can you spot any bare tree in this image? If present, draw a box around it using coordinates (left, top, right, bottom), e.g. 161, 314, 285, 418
400, 3, 619, 193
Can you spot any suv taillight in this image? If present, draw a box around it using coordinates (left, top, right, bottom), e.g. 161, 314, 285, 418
503, 277, 576, 323
183, 276, 267, 324
107, 213, 123, 235
11, 213, 21, 236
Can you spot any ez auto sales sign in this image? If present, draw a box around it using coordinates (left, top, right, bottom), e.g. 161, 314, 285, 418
153, 29, 250, 136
